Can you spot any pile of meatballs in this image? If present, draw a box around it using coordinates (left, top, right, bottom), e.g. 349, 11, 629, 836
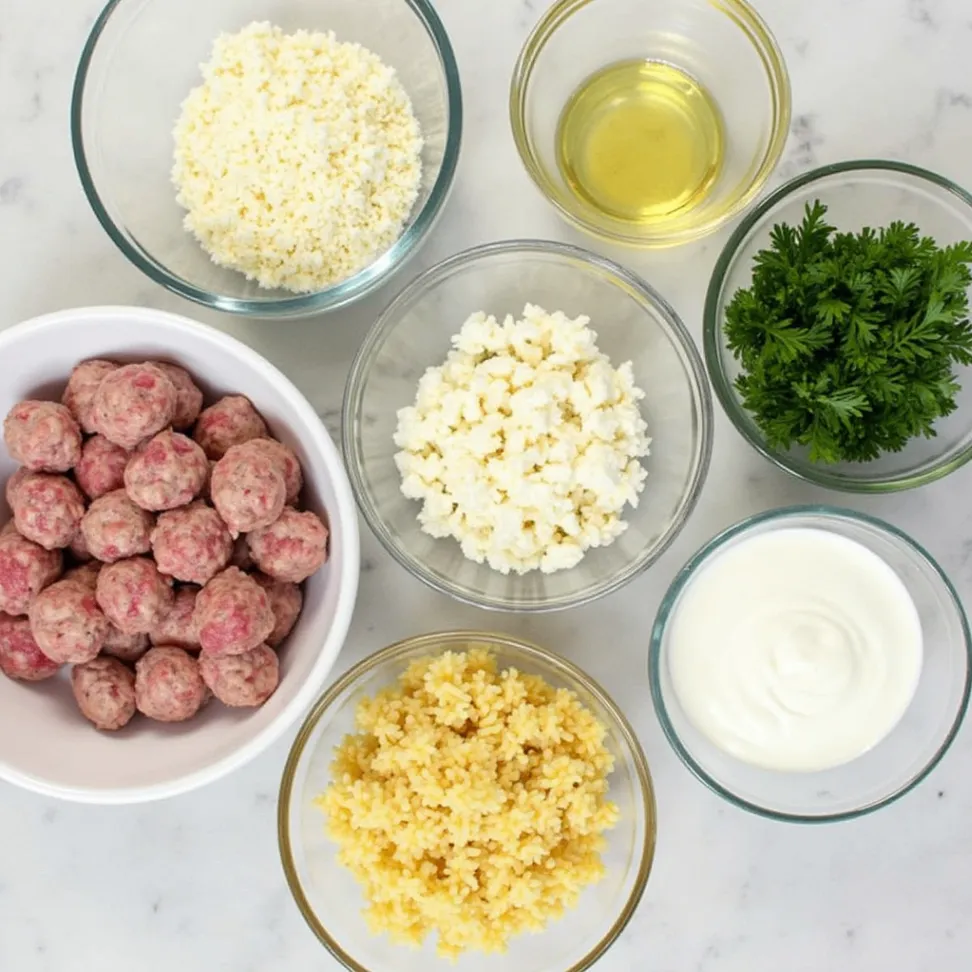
0, 359, 329, 732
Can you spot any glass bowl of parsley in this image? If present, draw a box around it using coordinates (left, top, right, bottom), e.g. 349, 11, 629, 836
704, 160, 972, 491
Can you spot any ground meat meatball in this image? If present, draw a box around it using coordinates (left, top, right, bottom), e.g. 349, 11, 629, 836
28, 579, 109, 664
193, 395, 268, 460
81, 490, 153, 563
135, 646, 207, 722
71, 656, 136, 731
63, 561, 101, 589
96, 556, 173, 634
252, 573, 303, 648
91, 363, 177, 450
5, 468, 28, 508
124, 430, 209, 512
210, 441, 286, 536
193, 567, 274, 657
199, 643, 279, 707
0, 529, 62, 615
11, 473, 85, 550
149, 585, 200, 651
62, 359, 117, 434
248, 509, 329, 583
246, 438, 303, 505
153, 363, 203, 431
0, 612, 60, 681
150, 503, 232, 585
3, 401, 82, 473
74, 435, 130, 500
101, 626, 149, 663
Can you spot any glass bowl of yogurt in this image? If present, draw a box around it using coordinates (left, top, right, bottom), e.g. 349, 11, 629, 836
649, 505, 971, 822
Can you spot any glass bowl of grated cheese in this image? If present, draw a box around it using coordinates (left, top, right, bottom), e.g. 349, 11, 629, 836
278, 630, 657, 970
72, 0, 462, 317
343, 239, 714, 611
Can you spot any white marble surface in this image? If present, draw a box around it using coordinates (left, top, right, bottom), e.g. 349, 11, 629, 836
2, 0, 972, 969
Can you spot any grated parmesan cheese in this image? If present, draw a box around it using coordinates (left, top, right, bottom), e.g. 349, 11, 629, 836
172, 21, 424, 293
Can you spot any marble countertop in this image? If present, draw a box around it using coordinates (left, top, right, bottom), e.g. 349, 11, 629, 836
3, 0, 972, 969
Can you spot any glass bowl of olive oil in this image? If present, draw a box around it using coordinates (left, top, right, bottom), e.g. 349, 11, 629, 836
510, 0, 790, 248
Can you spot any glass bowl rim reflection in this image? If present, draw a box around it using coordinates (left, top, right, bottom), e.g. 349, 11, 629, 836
70, 0, 463, 317
277, 629, 658, 972
341, 238, 714, 613
703, 159, 972, 491
509, 0, 792, 247
648, 503, 972, 824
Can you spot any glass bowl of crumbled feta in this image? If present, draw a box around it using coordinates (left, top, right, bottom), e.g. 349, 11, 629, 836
72, 0, 462, 317
343, 239, 714, 611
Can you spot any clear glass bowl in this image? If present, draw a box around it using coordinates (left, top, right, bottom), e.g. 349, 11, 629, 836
72, 0, 462, 318
649, 506, 972, 823
278, 630, 656, 972
342, 240, 713, 612
705, 160, 972, 491
510, 0, 790, 247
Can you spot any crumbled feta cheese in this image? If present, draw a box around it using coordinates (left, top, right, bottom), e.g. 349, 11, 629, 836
172, 22, 423, 293
394, 305, 651, 575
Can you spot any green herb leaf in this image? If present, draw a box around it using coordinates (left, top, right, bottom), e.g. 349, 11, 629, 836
723, 200, 972, 464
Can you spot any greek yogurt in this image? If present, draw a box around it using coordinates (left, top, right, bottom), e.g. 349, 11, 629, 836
668, 527, 923, 772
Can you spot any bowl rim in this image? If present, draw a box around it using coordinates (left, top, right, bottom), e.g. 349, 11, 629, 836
703, 158, 972, 492
509, 0, 792, 248
277, 628, 657, 972
341, 237, 715, 613
648, 503, 972, 824
0, 305, 360, 804
70, 0, 463, 318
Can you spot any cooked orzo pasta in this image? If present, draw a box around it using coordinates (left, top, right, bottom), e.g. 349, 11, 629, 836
315, 648, 619, 959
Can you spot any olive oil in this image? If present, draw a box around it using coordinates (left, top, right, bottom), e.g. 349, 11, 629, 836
556, 59, 725, 224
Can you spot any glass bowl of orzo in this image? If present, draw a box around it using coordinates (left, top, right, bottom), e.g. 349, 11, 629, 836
278, 630, 656, 971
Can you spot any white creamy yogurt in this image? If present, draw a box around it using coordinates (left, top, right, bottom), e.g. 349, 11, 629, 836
668, 527, 923, 772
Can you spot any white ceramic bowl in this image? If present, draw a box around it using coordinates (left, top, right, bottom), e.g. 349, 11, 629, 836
0, 306, 360, 804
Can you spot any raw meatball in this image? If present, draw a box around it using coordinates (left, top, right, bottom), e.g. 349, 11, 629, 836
63, 561, 101, 589
229, 535, 253, 570
193, 395, 267, 460
154, 363, 203, 430
92, 363, 177, 450
199, 643, 279, 707
149, 585, 200, 651
71, 657, 136, 731
248, 509, 329, 583
102, 626, 149, 663
62, 359, 117, 434
81, 490, 153, 563
135, 646, 207, 722
5, 468, 28, 508
151, 503, 232, 585
11, 473, 85, 550
74, 435, 130, 500
246, 438, 303, 505
210, 441, 286, 535
0, 612, 60, 681
193, 567, 274, 657
252, 573, 303, 648
124, 430, 208, 512
0, 529, 62, 615
28, 579, 109, 664
3, 400, 82, 473
96, 556, 173, 634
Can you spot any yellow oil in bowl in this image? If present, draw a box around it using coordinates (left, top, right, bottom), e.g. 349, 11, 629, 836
556, 59, 724, 225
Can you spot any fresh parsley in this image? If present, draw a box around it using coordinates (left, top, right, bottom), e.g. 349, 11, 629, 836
723, 200, 972, 463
